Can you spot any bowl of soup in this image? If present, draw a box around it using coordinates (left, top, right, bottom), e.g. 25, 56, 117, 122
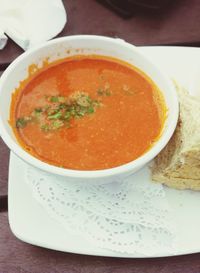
0, 35, 178, 184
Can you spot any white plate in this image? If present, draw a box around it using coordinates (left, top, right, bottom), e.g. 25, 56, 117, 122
8, 46, 200, 257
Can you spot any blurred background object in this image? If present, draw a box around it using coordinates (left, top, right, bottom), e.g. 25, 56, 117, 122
0, 0, 67, 50
96, 0, 174, 18
0, 32, 8, 50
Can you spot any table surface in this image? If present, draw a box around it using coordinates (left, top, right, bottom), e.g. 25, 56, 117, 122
1, 0, 200, 272
1, 0, 200, 69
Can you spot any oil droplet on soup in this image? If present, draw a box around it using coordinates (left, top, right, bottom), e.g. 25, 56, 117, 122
10, 55, 167, 170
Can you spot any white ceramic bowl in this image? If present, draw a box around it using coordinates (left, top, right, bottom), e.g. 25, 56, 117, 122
0, 35, 179, 184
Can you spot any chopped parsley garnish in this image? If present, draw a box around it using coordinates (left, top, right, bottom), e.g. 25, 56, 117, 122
34, 108, 42, 113
16, 91, 104, 132
64, 112, 71, 120
97, 88, 111, 97
16, 118, 28, 128
33, 108, 43, 117
41, 124, 50, 132
49, 96, 66, 103
52, 120, 64, 129
16, 116, 32, 128
87, 106, 94, 113
49, 96, 59, 103
48, 111, 62, 120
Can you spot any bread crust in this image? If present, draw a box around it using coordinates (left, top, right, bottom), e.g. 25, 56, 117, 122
151, 83, 200, 191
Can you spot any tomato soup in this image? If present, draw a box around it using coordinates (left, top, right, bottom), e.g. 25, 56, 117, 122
10, 55, 166, 170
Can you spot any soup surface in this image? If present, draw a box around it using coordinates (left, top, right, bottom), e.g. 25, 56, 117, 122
10, 55, 166, 170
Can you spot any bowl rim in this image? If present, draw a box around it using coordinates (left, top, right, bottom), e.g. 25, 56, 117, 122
0, 35, 179, 178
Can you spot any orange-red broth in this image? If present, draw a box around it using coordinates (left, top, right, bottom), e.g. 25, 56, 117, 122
10, 55, 167, 170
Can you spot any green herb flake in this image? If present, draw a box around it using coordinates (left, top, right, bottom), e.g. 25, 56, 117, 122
52, 120, 64, 129
48, 111, 62, 120
33, 108, 43, 117
78, 109, 86, 116
86, 95, 92, 103
69, 106, 76, 116
34, 108, 42, 113
50, 96, 59, 103
47, 109, 56, 116
87, 106, 94, 114
57, 96, 66, 103
17, 91, 104, 132
59, 103, 67, 110
64, 111, 71, 120
41, 124, 50, 132
16, 117, 27, 128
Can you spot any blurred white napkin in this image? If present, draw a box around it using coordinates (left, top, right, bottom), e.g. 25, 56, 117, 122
0, 0, 67, 50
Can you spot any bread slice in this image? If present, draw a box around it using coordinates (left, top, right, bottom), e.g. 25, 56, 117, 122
151, 84, 200, 190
